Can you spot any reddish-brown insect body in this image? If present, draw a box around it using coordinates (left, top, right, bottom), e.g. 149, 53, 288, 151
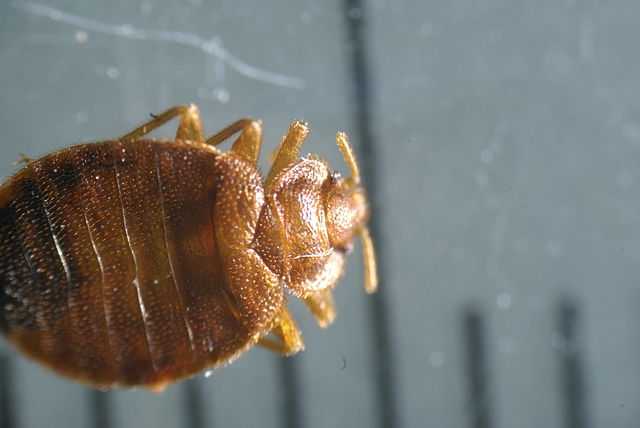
0, 105, 377, 390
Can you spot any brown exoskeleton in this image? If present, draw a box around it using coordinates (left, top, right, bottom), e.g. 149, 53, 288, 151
0, 104, 377, 390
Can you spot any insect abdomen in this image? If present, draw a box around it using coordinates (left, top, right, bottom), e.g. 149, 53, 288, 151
0, 140, 247, 387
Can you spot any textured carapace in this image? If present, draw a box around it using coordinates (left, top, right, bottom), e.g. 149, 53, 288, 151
0, 104, 377, 390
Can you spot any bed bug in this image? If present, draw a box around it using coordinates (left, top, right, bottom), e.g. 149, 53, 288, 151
0, 104, 377, 391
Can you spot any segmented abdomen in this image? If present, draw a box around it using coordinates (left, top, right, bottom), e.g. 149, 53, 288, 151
0, 140, 248, 387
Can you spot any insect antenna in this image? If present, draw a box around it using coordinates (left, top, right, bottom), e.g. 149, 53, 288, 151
335, 132, 378, 293
336, 132, 361, 186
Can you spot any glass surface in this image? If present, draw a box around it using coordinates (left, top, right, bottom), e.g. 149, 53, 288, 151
1, 1, 639, 427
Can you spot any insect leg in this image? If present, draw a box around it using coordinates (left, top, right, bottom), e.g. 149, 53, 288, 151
175, 104, 205, 144
204, 119, 263, 164
264, 121, 310, 187
303, 288, 336, 328
257, 307, 304, 356
118, 104, 202, 143
146, 381, 169, 393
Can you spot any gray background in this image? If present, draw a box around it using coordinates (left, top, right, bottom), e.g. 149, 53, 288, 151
0, 1, 638, 427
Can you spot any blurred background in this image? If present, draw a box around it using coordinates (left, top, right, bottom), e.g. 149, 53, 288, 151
1, 1, 639, 427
